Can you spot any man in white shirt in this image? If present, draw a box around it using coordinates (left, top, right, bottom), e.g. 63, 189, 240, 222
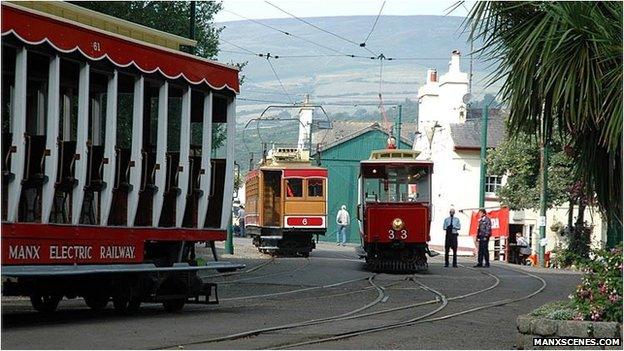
336, 205, 350, 246
516, 232, 531, 263
237, 205, 246, 237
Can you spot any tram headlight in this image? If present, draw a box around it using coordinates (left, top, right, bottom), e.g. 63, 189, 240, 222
392, 218, 404, 231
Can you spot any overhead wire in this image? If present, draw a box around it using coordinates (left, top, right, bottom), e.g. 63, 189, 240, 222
266, 57, 294, 104
264, 0, 378, 57
222, 8, 362, 58
361, 1, 385, 46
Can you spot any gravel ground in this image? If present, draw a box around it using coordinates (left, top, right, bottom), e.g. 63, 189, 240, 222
1, 238, 582, 350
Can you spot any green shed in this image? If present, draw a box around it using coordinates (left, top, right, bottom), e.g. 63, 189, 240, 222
313, 121, 416, 244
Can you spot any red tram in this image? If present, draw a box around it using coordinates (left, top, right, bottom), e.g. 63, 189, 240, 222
1, 2, 242, 313
357, 148, 433, 272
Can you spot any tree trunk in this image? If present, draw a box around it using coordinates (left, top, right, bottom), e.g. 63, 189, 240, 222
567, 199, 574, 229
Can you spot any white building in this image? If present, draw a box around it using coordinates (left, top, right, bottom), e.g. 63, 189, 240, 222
413, 51, 607, 259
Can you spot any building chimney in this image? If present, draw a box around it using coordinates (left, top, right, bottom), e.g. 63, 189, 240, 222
297, 94, 314, 150
449, 50, 461, 73
427, 68, 438, 83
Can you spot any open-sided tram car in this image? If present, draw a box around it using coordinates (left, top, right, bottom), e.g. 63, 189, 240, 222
245, 147, 327, 256
358, 149, 433, 273
1, 2, 243, 313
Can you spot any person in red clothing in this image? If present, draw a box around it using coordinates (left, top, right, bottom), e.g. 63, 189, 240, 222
387, 136, 397, 149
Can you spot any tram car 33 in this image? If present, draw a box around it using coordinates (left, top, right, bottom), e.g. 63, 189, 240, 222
1, 2, 243, 313
357, 148, 434, 273
245, 147, 327, 256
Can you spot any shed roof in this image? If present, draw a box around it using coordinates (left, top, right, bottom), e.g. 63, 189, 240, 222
314, 121, 418, 152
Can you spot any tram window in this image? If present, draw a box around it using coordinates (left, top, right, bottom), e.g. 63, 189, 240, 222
362, 165, 430, 203
116, 73, 135, 148
285, 178, 303, 197
1, 46, 16, 135
26, 53, 50, 136
307, 178, 323, 197
167, 86, 183, 152
408, 167, 430, 202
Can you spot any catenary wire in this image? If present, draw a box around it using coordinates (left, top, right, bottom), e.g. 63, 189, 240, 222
264, 0, 378, 56
361, 1, 385, 45
222, 8, 364, 58
266, 58, 294, 104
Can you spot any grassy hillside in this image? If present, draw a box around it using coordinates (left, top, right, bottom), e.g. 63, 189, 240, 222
216, 15, 498, 167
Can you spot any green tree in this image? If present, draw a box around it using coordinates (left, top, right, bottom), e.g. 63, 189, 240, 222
467, 1, 622, 247
73, 1, 222, 59
489, 131, 594, 257
487, 133, 573, 211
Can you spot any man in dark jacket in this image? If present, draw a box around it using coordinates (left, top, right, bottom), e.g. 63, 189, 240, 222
474, 208, 492, 268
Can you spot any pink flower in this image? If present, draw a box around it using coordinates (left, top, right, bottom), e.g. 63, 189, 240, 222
590, 310, 602, 321
609, 293, 620, 303
599, 283, 608, 295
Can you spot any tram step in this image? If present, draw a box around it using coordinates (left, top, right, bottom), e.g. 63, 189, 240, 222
260, 236, 283, 240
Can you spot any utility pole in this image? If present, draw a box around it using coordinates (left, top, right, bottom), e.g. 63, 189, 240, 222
478, 104, 489, 208
189, 1, 196, 55
538, 116, 550, 267
225, 161, 239, 255
396, 105, 402, 149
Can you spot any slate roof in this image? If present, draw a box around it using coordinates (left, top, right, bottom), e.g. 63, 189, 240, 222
313, 121, 418, 152
450, 109, 507, 149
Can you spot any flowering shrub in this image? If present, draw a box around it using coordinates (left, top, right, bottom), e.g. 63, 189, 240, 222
531, 300, 576, 320
552, 244, 588, 269
570, 245, 623, 322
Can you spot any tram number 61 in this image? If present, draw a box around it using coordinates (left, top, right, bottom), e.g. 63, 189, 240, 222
388, 229, 408, 240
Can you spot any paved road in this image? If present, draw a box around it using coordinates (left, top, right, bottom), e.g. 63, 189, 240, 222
1, 238, 581, 350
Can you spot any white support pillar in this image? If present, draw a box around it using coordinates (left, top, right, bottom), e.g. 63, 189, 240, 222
127, 75, 144, 226
220, 98, 236, 230
175, 86, 191, 227
7, 47, 27, 222
152, 81, 168, 226
100, 70, 118, 225
41, 55, 61, 224
71, 62, 90, 225
197, 92, 213, 228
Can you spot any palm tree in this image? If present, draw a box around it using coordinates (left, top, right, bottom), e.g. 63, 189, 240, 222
466, 1, 622, 247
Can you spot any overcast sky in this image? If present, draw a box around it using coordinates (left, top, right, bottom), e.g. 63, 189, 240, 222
214, 0, 473, 22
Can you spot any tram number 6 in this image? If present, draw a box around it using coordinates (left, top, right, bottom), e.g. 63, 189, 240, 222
388, 230, 408, 240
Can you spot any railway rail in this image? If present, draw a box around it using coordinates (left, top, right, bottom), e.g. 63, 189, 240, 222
269, 265, 547, 349
156, 262, 512, 350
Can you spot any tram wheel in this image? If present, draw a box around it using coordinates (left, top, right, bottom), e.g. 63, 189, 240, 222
84, 294, 109, 311
112, 294, 141, 314
163, 299, 185, 312
30, 294, 62, 313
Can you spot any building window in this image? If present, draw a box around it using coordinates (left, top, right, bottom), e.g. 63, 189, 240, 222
485, 175, 503, 194
307, 178, 324, 197
285, 178, 303, 197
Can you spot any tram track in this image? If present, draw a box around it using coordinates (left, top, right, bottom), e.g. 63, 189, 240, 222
202, 257, 275, 279
154, 274, 390, 350
268, 264, 547, 350
157, 264, 501, 350
216, 258, 312, 284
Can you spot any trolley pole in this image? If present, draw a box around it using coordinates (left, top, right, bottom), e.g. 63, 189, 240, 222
478, 104, 489, 208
